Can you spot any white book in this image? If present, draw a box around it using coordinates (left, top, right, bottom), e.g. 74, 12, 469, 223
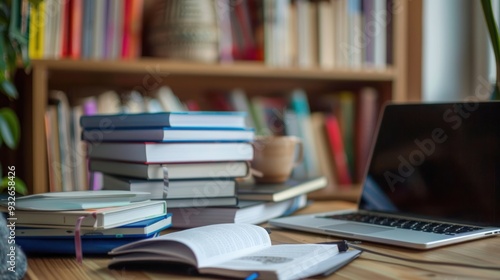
87, 142, 254, 163
5, 200, 167, 230
101, 173, 237, 200
89, 160, 250, 180
49, 90, 74, 191
170, 194, 308, 228
373, 0, 387, 68
336, 0, 349, 68
296, 0, 311, 67
2, 190, 151, 211
318, 0, 334, 69
92, 0, 106, 59
107, 0, 124, 59
109, 223, 362, 279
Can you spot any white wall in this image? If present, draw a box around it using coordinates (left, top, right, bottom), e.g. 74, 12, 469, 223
422, 0, 494, 101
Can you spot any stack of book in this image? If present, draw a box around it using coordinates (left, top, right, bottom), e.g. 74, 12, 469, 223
170, 176, 328, 228
1, 191, 171, 256
80, 111, 255, 210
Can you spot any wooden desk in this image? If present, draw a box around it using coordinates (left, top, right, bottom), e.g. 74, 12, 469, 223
25, 201, 500, 279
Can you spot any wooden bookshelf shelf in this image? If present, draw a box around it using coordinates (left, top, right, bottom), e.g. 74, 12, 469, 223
32, 59, 396, 81
22, 0, 419, 195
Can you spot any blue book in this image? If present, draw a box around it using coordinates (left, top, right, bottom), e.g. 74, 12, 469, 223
80, 112, 248, 129
81, 127, 255, 142
16, 214, 172, 255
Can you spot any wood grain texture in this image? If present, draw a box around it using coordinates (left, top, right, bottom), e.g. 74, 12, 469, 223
25, 201, 500, 279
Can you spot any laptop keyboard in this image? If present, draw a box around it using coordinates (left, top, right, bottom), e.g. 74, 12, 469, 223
324, 213, 484, 235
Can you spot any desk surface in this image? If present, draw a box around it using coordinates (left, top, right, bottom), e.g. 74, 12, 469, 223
25, 201, 500, 280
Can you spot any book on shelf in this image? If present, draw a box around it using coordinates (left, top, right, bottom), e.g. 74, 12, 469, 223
237, 176, 327, 202
81, 127, 255, 142
308, 113, 339, 198
87, 142, 254, 163
70, 101, 88, 191
373, 0, 388, 68
354, 87, 379, 181
101, 174, 237, 200
347, 0, 363, 68
288, 89, 321, 178
80, 111, 248, 129
90, 160, 250, 180
0, 190, 151, 211
317, 0, 334, 69
16, 214, 172, 255
336, 91, 356, 179
324, 114, 353, 187
26, 0, 143, 59
49, 90, 74, 192
6, 200, 167, 230
108, 223, 362, 280
167, 196, 238, 209
170, 195, 307, 228
44, 104, 63, 192
21, 0, 393, 68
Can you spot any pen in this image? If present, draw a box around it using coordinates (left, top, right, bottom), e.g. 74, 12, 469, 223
245, 272, 259, 280
316, 240, 349, 252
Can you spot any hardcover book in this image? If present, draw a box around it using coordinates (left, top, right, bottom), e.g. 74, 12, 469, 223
87, 142, 254, 163
89, 160, 250, 180
1, 190, 151, 211
166, 196, 238, 209
80, 111, 247, 129
9, 200, 167, 230
169, 195, 308, 228
16, 214, 172, 255
16, 214, 172, 237
101, 174, 237, 200
237, 176, 327, 202
82, 127, 254, 142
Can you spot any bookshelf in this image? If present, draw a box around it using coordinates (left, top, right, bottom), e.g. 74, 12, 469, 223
23, 0, 419, 194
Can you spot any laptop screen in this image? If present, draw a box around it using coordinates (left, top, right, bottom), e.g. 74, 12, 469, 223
359, 101, 500, 227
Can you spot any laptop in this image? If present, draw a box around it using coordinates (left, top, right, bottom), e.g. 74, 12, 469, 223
270, 101, 500, 249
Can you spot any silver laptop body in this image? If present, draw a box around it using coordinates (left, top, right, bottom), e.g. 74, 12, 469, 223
270, 102, 500, 249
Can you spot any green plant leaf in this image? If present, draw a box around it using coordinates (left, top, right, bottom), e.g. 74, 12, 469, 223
5, 36, 17, 75
0, 107, 20, 149
0, 177, 28, 195
481, 0, 500, 99
0, 36, 6, 73
13, 177, 28, 195
0, 3, 9, 23
0, 80, 18, 99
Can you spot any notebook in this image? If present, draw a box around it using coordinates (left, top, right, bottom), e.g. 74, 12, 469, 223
270, 101, 500, 249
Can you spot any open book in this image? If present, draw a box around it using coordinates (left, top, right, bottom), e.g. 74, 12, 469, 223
109, 224, 361, 279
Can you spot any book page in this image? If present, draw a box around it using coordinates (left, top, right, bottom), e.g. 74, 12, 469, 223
110, 224, 271, 267
202, 244, 344, 279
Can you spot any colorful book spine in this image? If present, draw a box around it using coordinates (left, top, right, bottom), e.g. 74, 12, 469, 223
69, 0, 83, 59
28, 1, 44, 59
325, 114, 352, 187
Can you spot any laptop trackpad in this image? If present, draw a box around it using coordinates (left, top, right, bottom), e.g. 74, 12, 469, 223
321, 223, 394, 235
